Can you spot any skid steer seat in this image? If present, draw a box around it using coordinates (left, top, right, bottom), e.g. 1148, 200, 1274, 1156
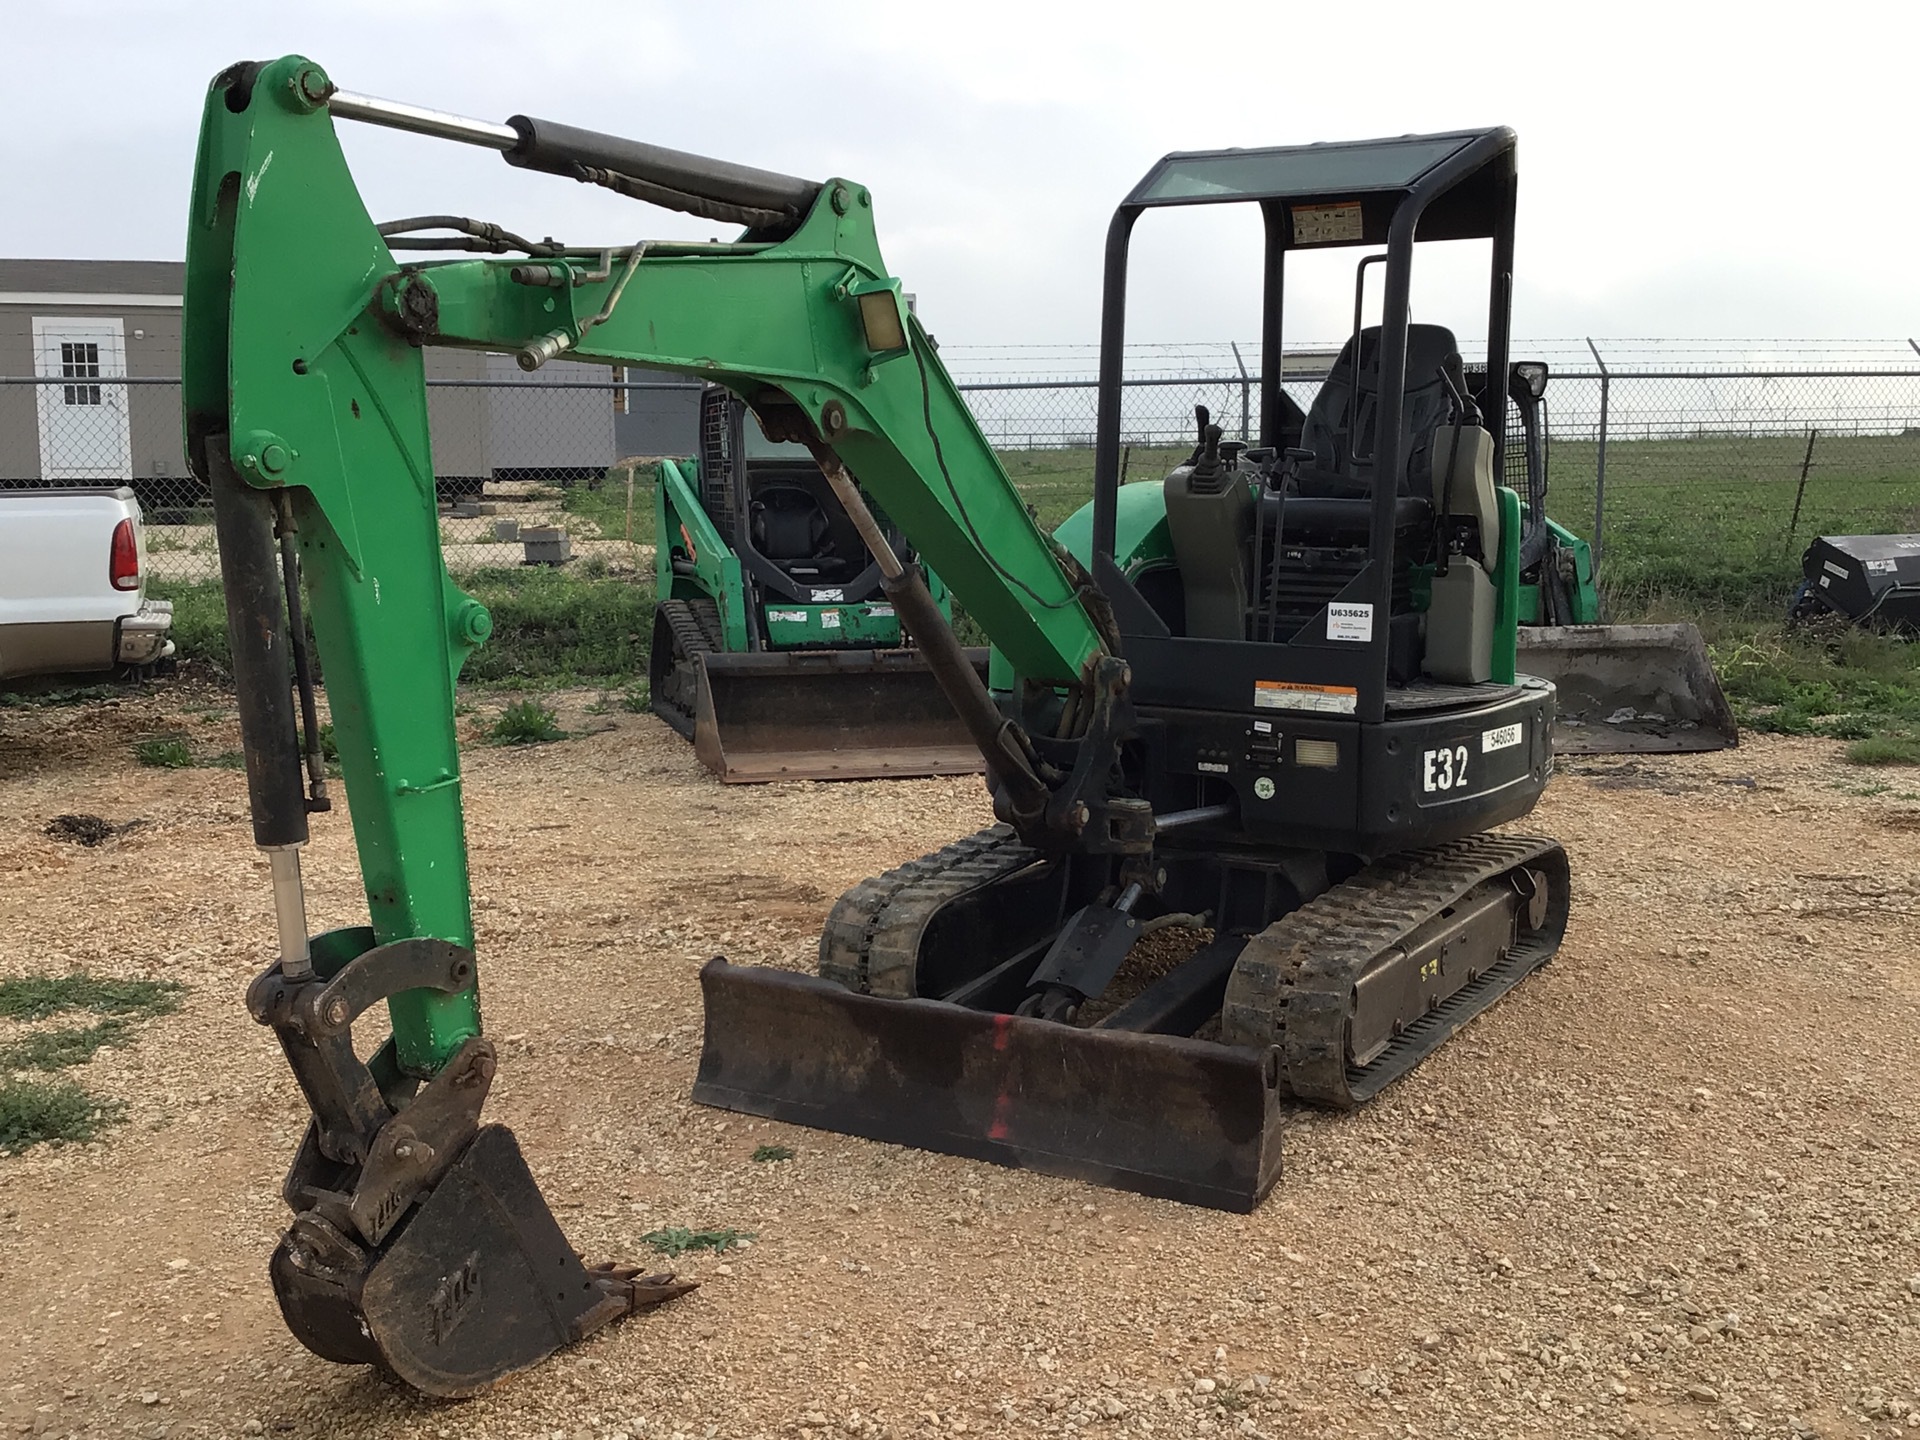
750, 485, 836, 569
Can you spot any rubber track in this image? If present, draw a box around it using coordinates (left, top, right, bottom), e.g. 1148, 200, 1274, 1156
1221, 833, 1569, 1110
818, 825, 1037, 995
654, 599, 724, 736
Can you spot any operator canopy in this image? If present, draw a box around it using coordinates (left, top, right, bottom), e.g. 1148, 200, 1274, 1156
1123, 127, 1516, 245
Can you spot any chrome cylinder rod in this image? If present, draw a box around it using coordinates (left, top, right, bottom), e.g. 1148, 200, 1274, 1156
267, 846, 313, 981
1153, 802, 1235, 832
328, 90, 518, 150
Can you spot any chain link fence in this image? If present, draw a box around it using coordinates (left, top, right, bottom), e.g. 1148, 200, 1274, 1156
5, 343, 1916, 615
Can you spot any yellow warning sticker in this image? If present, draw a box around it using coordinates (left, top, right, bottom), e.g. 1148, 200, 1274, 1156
1253, 679, 1358, 715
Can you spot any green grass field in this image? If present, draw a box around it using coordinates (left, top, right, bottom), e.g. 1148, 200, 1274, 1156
141, 429, 1920, 759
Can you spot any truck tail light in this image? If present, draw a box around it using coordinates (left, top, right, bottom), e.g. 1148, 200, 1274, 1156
109, 517, 141, 591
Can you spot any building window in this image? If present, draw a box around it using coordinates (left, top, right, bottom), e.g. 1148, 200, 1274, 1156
61, 342, 102, 405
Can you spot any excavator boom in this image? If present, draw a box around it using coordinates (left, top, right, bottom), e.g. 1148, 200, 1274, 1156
186, 55, 1115, 1393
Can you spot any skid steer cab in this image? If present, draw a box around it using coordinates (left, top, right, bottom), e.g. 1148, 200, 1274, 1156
650, 387, 988, 781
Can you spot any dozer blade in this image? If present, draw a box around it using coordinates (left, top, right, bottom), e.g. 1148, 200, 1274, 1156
692, 959, 1284, 1212
691, 647, 990, 783
1518, 623, 1739, 754
269, 1125, 694, 1398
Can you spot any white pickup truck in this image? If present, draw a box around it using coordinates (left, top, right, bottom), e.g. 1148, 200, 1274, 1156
0, 486, 176, 681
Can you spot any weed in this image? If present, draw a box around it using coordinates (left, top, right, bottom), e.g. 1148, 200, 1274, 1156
147, 580, 232, 670
0, 1020, 129, 1072
0, 975, 184, 1022
562, 462, 659, 545
207, 750, 248, 770
457, 567, 655, 685
1846, 734, 1920, 766
620, 681, 651, 713
1706, 622, 1920, 750
0, 1078, 121, 1149
488, 699, 565, 745
133, 735, 194, 769
640, 1226, 755, 1257
751, 1144, 795, 1163
0, 682, 121, 708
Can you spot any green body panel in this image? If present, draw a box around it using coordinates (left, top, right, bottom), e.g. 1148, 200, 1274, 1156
1515, 518, 1600, 625
1054, 477, 1177, 574
184, 57, 482, 1072
760, 603, 903, 647
655, 457, 750, 649
184, 57, 1099, 1077
1491, 487, 1521, 685
996, 477, 1176, 690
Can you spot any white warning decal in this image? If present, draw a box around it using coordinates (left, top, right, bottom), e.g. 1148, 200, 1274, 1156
1254, 680, 1358, 715
768, 609, 809, 623
820, 611, 841, 629
1327, 602, 1374, 642
1291, 201, 1364, 245
1482, 722, 1524, 754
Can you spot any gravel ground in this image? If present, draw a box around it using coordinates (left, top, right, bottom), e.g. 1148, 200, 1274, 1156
2, 685, 1918, 1440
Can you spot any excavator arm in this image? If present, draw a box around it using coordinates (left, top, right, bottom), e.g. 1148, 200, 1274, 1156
185, 55, 1124, 1393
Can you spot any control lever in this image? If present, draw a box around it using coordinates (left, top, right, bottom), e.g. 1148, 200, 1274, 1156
1432, 352, 1476, 572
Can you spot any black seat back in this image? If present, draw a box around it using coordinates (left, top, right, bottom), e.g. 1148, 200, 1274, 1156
750, 485, 832, 563
1298, 323, 1459, 496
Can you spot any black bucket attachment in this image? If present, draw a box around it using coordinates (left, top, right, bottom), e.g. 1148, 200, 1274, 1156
1518, 623, 1739, 754
270, 1125, 694, 1398
692, 648, 990, 783
692, 960, 1284, 1212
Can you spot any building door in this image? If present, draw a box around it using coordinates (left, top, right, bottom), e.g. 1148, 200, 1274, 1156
31, 316, 132, 482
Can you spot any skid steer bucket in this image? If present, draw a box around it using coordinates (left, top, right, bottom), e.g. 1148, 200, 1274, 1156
1518, 624, 1738, 754
692, 960, 1285, 1212
691, 647, 991, 783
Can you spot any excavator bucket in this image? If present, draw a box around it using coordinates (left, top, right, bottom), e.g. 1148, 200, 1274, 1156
270, 1125, 694, 1397
692, 960, 1285, 1212
691, 648, 991, 783
1518, 623, 1739, 754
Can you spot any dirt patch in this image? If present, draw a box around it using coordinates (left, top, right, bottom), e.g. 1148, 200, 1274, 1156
2, 694, 1917, 1440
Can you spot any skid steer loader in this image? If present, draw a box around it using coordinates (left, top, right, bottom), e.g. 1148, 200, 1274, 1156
1491, 362, 1738, 754
649, 387, 988, 781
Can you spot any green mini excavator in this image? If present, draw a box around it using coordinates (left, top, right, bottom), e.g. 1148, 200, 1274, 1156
190, 56, 1581, 1396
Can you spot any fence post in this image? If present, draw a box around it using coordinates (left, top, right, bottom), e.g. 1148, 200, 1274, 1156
1230, 342, 1252, 442
1585, 337, 1610, 581
1787, 429, 1817, 544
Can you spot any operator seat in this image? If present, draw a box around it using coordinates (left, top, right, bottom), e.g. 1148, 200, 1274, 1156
1294, 323, 1460, 498
750, 485, 836, 573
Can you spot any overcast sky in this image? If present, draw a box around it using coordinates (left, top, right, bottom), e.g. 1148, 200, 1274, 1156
5, 0, 1915, 350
